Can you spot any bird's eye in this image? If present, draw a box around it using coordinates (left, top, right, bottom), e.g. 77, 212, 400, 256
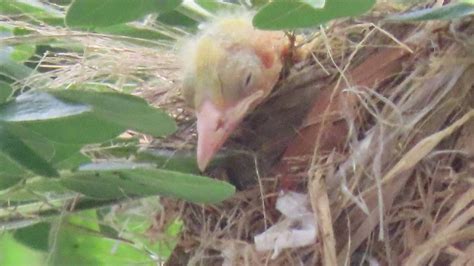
244, 72, 252, 88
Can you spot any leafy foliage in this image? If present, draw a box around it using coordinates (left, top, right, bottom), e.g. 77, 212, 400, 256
253, 0, 375, 29
386, 2, 474, 21
61, 163, 234, 203
66, 0, 183, 28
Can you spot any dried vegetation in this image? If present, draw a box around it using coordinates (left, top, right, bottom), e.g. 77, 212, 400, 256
169, 6, 474, 266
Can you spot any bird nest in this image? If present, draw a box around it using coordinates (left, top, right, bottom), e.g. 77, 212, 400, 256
6, 5, 474, 266
163, 11, 474, 266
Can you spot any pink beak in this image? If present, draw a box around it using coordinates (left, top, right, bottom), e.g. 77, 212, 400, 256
196, 100, 240, 172
195, 91, 265, 171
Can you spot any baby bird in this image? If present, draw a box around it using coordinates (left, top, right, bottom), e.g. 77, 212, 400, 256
181, 14, 288, 171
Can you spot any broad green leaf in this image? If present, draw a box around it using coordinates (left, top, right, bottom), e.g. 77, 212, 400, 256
51, 90, 177, 137
76, 161, 154, 171
53, 151, 90, 170
137, 148, 200, 174
49, 0, 73, 6
61, 163, 235, 203
250, 0, 269, 8
0, 81, 13, 103
65, 0, 183, 28
9, 44, 35, 62
12, 27, 34, 36
24, 177, 69, 194
302, 0, 325, 8
0, 233, 45, 266
0, 123, 58, 177
5, 123, 86, 166
150, 0, 184, 13
7, 112, 124, 145
95, 24, 173, 41
0, 0, 64, 26
0, 174, 22, 190
0, 90, 175, 148
253, 0, 375, 30
0, 91, 91, 122
157, 218, 183, 257
0, 91, 124, 147
50, 212, 153, 266
0, 0, 62, 16
96, 197, 180, 259
195, 0, 239, 13
0, 152, 27, 176
0, 187, 39, 202
386, 3, 474, 21
13, 222, 51, 252
0, 47, 34, 80
87, 137, 195, 172
96, 137, 140, 159
157, 10, 199, 28
0, 177, 70, 202
0, 26, 36, 63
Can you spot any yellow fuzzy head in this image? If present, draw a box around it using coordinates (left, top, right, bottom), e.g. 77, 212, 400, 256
179, 13, 287, 170
181, 14, 285, 110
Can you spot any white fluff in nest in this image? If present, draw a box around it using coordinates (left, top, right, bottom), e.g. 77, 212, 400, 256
254, 191, 317, 259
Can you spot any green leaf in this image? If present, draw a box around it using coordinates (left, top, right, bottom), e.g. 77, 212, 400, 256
61, 163, 235, 203
158, 218, 182, 257
0, 48, 34, 80
0, 152, 27, 176
12, 27, 34, 36
137, 148, 200, 174
253, 0, 375, 30
0, 0, 64, 26
302, 0, 326, 8
50, 0, 74, 6
0, 25, 36, 63
95, 24, 173, 41
0, 177, 69, 202
9, 44, 36, 62
0, 90, 175, 150
25, 177, 70, 194
96, 137, 140, 159
386, 2, 474, 21
0, 174, 22, 190
7, 112, 124, 145
50, 212, 153, 266
95, 197, 181, 259
157, 10, 198, 28
65, 0, 183, 28
13, 222, 51, 252
0, 81, 13, 103
0, 123, 59, 177
154, 0, 184, 13
54, 152, 90, 170
0, 91, 91, 122
5, 123, 86, 166
250, 0, 270, 8
0, 91, 125, 147
195, 0, 239, 13
51, 90, 177, 137
0, 233, 45, 266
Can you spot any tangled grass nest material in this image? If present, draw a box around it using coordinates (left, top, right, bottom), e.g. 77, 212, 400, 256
5, 4, 474, 265
166, 11, 474, 266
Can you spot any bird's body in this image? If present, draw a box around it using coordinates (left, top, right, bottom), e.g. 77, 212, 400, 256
181, 14, 288, 171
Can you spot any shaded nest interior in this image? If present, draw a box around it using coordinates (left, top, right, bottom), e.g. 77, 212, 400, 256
6, 4, 474, 266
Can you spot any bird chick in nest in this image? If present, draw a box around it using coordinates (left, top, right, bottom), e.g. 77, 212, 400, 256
181, 13, 289, 171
